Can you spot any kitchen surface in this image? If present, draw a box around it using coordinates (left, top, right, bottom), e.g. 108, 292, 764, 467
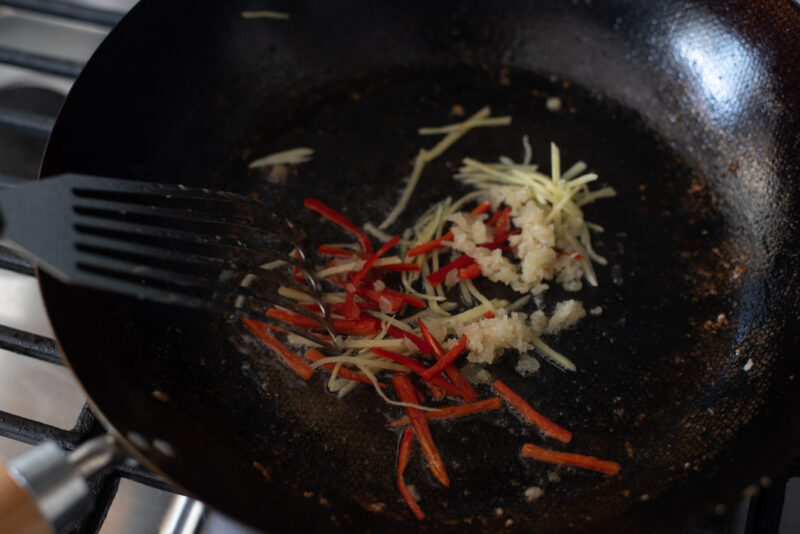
0, 1, 797, 532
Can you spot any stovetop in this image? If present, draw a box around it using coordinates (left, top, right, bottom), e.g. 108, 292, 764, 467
0, 1, 796, 533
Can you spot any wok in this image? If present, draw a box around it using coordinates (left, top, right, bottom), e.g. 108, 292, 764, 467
17, 0, 800, 532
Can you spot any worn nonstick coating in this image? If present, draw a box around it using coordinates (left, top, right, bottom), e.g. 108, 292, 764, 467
37, 0, 800, 532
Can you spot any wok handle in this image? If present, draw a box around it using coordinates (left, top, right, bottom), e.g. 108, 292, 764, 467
0, 466, 51, 534
0, 436, 121, 534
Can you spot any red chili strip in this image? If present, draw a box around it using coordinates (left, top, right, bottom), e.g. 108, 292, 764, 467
345, 236, 401, 318
426, 230, 519, 286
418, 320, 477, 402
380, 287, 426, 308
317, 244, 361, 257
556, 251, 586, 260
457, 262, 482, 280
485, 209, 502, 227
493, 380, 572, 444
386, 326, 433, 356
302, 302, 379, 314
303, 198, 373, 253
387, 397, 502, 427
428, 384, 445, 400
250, 321, 332, 345
491, 228, 520, 246
329, 301, 378, 313
304, 349, 387, 389
265, 308, 380, 335
378, 262, 421, 272
492, 206, 512, 235
425, 254, 474, 286
421, 336, 469, 381
242, 319, 314, 380
521, 443, 621, 475
407, 231, 454, 258
352, 237, 401, 288
409, 381, 427, 404
397, 428, 426, 520
355, 286, 404, 312
406, 202, 490, 258
393, 374, 449, 487
469, 200, 492, 216
371, 349, 461, 398
343, 291, 360, 320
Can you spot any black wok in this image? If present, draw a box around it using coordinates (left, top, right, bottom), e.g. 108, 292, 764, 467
34, 0, 800, 532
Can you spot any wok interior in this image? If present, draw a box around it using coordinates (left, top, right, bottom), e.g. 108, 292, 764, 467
39, 1, 800, 532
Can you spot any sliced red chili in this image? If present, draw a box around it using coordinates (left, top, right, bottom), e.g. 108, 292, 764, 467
388, 397, 502, 427
393, 374, 449, 487
265, 308, 380, 335
397, 428, 425, 520
492, 206, 512, 235
371, 348, 461, 398
421, 336, 469, 381
521, 443, 620, 475
493, 380, 572, 444
303, 198, 373, 253
469, 200, 492, 216
386, 326, 433, 356
417, 320, 477, 402
242, 319, 314, 380
458, 262, 482, 280
407, 231, 454, 257
346, 236, 402, 320
378, 262, 421, 272
317, 244, 361, 257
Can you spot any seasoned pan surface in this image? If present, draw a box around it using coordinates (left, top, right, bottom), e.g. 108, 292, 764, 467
39, 1, 800, 532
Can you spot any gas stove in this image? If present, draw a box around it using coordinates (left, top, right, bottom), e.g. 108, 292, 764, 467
0, 1, 796, 533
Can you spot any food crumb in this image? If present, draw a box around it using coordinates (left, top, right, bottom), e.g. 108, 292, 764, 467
732, 264, 748, 279
367, 502, 387, 513
252, 461, 271, 482
151, 390, 170, 402
743, 358, 753, 371
622, 489, 631, 497
268, 164, 289, 182
319, 497, 330, 506
461, 363, 493, 384
499, 67, 511, 86
495, 507, 504, 517
640, 494, 650, 502
625, 441, 634, 458
730, 160, 739, 172
524, 486, 545, 502
505, 518, 514, 527
546, 97, 562, 112
742, 485, 759, 497
450, 104, 466, 117
407, 484, 421, 502
303, 491, 313, 498
127, 432, 149, 450
515, 354, 541, 376
547, 471, 561, 483
152, 438, 175, 457
589, 306, 603, 316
